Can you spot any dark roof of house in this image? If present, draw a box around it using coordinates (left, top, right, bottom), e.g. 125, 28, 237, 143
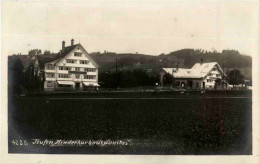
36, 55, 56, 69
45, 43, 99, 67
54, 44, 78, 60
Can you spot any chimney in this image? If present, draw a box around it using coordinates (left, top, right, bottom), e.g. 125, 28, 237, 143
62, 41, 65, 51
71, 39, 74, 46
200, 59, 203, 65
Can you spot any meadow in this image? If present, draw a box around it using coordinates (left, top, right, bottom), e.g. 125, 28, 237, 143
8, 91, 252, 154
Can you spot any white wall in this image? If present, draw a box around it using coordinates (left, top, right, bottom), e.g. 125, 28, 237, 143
56, 48, 96, 69
44, 45, 99, 90
204, 65, 222, 89
55, 45, 98, 83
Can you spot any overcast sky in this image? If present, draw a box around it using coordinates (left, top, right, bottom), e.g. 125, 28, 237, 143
2, 1, 259, 56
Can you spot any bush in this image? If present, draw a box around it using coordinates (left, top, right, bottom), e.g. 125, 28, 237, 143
99, 69, 159, 88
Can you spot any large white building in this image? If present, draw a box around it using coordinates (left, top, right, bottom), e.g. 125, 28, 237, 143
160, 60, 228, 89
44, 39, 99, 91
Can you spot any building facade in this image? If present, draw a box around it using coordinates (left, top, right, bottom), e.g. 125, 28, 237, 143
44, 39, 99, 91
160, 61, 228, 89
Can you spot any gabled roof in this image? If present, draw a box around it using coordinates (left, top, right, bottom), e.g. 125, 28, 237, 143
77, 44, 99, 68
162, 62, 223, 79
191, 62, 223, 78
54, 44, 78, 60
45, 44, 99, 68
163, 68, 201, 78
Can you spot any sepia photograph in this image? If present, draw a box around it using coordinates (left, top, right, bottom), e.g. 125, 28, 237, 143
1, 0, 260, 163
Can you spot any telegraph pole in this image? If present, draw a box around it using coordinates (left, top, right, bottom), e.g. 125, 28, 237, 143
171, 68, 174, 89
116, 54, 118, 89
29, 64, 33, 94
116, 55, 118, 74
222, 53, 225, 89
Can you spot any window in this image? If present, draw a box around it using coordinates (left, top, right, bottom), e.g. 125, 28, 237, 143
84, 75, 96, 79
84, 68, 96, 72
196, 82, 199, 88
66, 59, 76, 64
74, 52, 82, 57
216, 74, 221, 77
64, 67, 71, 71
80, 60, 89, 64
75, 74, 80, 79
176, 81, 180, 86
46, 64, 55, 70
207, 79, 213, 83
47, 81, 52, 87
208, 73, 212, 76
75, 67, 80, 71
89, 68, 96, 72
46, 73, 55, 78
58, 74, 71, 78
59, 67, 71, 71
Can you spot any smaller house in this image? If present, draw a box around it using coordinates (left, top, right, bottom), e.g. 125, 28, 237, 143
14, 52, 55, 78
34, 55, 56, 80
160, 60, 228, 89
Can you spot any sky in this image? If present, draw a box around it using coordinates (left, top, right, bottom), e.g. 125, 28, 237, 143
2, 1, 259, 56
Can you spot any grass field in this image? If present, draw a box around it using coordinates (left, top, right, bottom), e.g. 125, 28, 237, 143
8, 91, 252, 154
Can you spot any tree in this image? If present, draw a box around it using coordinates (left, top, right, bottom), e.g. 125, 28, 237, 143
8, 56, 25, 95
215, 78, 222, 85
28, 49, 41, 57
24, 63, 43, 93
214, 78, 222, 89
43, 50, 51, 56
163, 73, 173, 86
99, 69, 159, 88
227, 69, 244, 86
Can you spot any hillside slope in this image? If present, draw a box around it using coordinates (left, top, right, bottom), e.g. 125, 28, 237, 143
90, 49, 252, 79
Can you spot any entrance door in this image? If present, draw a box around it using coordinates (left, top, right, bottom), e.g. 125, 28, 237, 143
181, 82, 185, 88
75, 83, 80, 90
188, 81, 193, 89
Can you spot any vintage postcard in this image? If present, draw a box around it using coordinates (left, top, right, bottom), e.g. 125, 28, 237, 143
1, 0, 260, 163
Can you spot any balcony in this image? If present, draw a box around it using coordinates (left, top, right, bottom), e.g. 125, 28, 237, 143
86, 72, 97, 75
45, 77, 56, 81
68, 70, 87, 75
211, 70, 219, 74
57, 77, 72, 81
45, 69, 55, 73
57, 70, 69, 74
82, 78, 97, 82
